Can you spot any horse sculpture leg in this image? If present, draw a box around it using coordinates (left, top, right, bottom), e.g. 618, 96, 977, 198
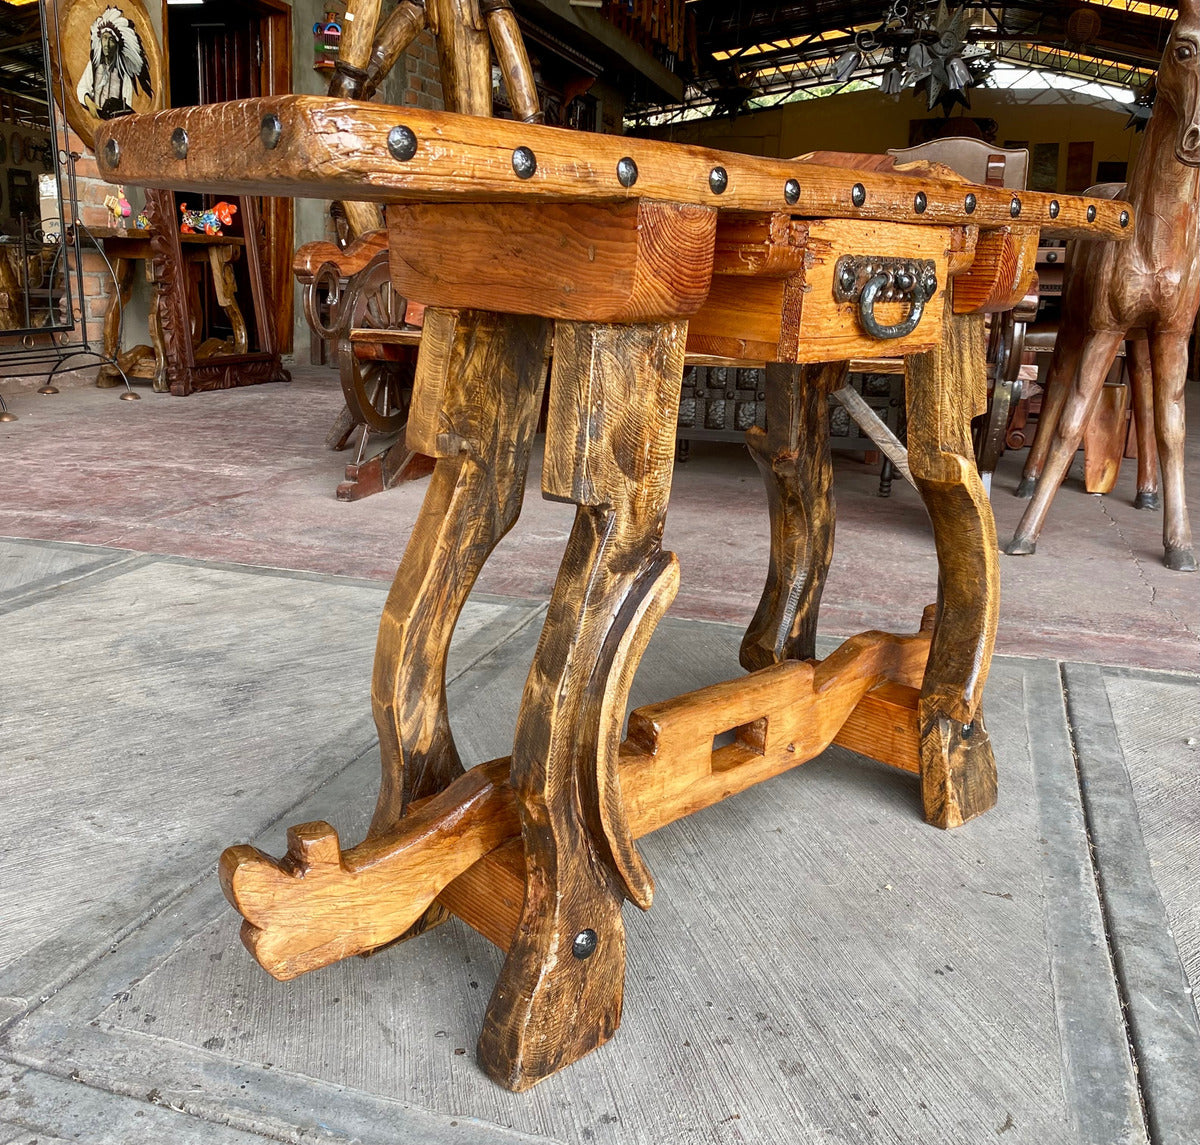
1016, 322, 1085, 498
1149, 331, 1198, 570
1126, 336, 1162, 510
1007, 329, 1126, 554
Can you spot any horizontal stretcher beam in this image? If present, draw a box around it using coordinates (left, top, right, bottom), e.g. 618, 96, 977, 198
219, 629, 929, 980
95, 95, 1132, 241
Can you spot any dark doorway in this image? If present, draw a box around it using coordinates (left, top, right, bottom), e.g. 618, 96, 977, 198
164, 0, 294, 352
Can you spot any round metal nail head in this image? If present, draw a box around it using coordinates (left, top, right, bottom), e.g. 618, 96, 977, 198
1049, 200, 1061, 219
914, 191, 927, 214
964, 192, 977, 214
387, 125, 418, 162
709, 166, 728, 194
573, 929, 598, 960
260, 114, 282, 149
784, 178, 800, 205
1010, 197, 1022, 217
1087, 204, 1097, 222
851, 183, 866, 207
170, 128, 188, 160
512, 146, 537, 179
103, 138, 119, 168
617, 156, 638, 188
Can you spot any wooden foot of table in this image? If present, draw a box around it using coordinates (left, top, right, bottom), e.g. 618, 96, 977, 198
370, 308, 551, 831
905, 311, 999, 828
478, 319, 687, 1090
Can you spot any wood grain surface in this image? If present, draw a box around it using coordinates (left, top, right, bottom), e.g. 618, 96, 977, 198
476, 319, 689, 1089
905, 310, 1000, 828
220, 629, 931, 981
369, 309, 551, 833
740, 361, 843, 669
95, 95, 1133, 239
387, 200, 716, 322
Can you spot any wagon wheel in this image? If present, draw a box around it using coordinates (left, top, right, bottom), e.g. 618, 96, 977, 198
338, 254, 412, 436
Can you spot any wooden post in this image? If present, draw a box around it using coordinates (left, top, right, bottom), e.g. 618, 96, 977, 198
370, 309, 552, 831
478, 319, 688, 1090
740, 360, 845, 669
904, 310, 999, 828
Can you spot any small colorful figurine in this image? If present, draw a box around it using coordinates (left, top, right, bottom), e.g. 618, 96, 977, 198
179, 200, 238, 236
103, 185, 132, 228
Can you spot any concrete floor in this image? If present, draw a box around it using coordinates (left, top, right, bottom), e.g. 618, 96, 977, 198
0, 367, 1196, 670
0, 368, 1198, 1143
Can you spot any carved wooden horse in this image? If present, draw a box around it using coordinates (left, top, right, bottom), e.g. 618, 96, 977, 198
1009, 8, 1200, 571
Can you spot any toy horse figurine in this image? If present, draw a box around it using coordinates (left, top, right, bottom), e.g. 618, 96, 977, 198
1008, 4, 1199, 571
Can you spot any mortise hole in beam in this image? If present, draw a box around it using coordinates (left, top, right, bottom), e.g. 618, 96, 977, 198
711, 716, 768, 761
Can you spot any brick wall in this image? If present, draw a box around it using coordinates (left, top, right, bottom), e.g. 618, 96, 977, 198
66, 126, 121, 329
401, 32, 445, 110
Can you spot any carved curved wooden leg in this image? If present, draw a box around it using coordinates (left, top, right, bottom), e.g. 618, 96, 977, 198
1126, 337, 1160, 509
1017, 322, 1083, 498
741, 361, 845, 670
905, 312, 999, 829
208, 247, 248, 354
478, 319, 686, 1091
1008, 329, 1125, 555
1149, 331, 1197, 571
97, 256, 135, 387
370, 309, 552, 834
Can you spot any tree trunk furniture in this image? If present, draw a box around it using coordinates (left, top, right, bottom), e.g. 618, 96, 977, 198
98, 95, 1131, 1091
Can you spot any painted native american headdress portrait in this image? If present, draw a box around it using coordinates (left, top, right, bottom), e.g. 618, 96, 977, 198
49, 0, 164, 144
76, 7, 153, 121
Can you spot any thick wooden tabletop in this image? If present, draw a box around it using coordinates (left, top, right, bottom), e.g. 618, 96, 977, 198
95, 94, 1132, 242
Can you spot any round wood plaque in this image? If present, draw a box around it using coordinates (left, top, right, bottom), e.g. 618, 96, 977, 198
48, 0, 165, 146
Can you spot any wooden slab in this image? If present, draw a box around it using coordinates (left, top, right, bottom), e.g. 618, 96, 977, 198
94, 95, 1133, 240
387, 200, 716, 322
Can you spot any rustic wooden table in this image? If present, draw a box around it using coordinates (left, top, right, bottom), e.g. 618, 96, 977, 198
96, 94, 1132, 1091
87, 226, 248, 393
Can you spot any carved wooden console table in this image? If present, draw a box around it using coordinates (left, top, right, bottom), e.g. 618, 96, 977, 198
97, 96, 1131, 1091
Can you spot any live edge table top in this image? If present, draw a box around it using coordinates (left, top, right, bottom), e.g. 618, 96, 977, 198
95, 95, 1131, 365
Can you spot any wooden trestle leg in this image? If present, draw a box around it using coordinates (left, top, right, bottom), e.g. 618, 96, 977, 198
370, 308, 551, 833
740, 361, 845, 670
904, 311, 999, 828
477, 319, 688, 1090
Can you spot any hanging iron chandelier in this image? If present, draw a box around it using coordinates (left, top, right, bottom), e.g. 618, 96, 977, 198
832, 0, 990, 110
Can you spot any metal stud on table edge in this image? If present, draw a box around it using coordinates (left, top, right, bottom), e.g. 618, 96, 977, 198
103, 137, 119, 168
260, 114, 282, 150
170, 127, 188, 160
709, 166, 728, 194
512, 146, 537, 179
617, 156, 638, 188
851, 182, 866, 207
784, 178, 800, 205
387, 125, 418, 162
914, 191, 927, 214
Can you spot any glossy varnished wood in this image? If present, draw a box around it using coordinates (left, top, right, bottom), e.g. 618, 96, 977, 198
387, 200, 716, 322
740, 361, 843, 669
905, 310, 1000, 828
220, 629, 931, 980
95, 95, 1132, 239
1013, 9, 1199, 571
477, 319, 688, 1089
370, 309, 551, 831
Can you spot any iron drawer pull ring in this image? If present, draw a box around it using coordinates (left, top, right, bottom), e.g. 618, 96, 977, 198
858, 271, 929, 340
